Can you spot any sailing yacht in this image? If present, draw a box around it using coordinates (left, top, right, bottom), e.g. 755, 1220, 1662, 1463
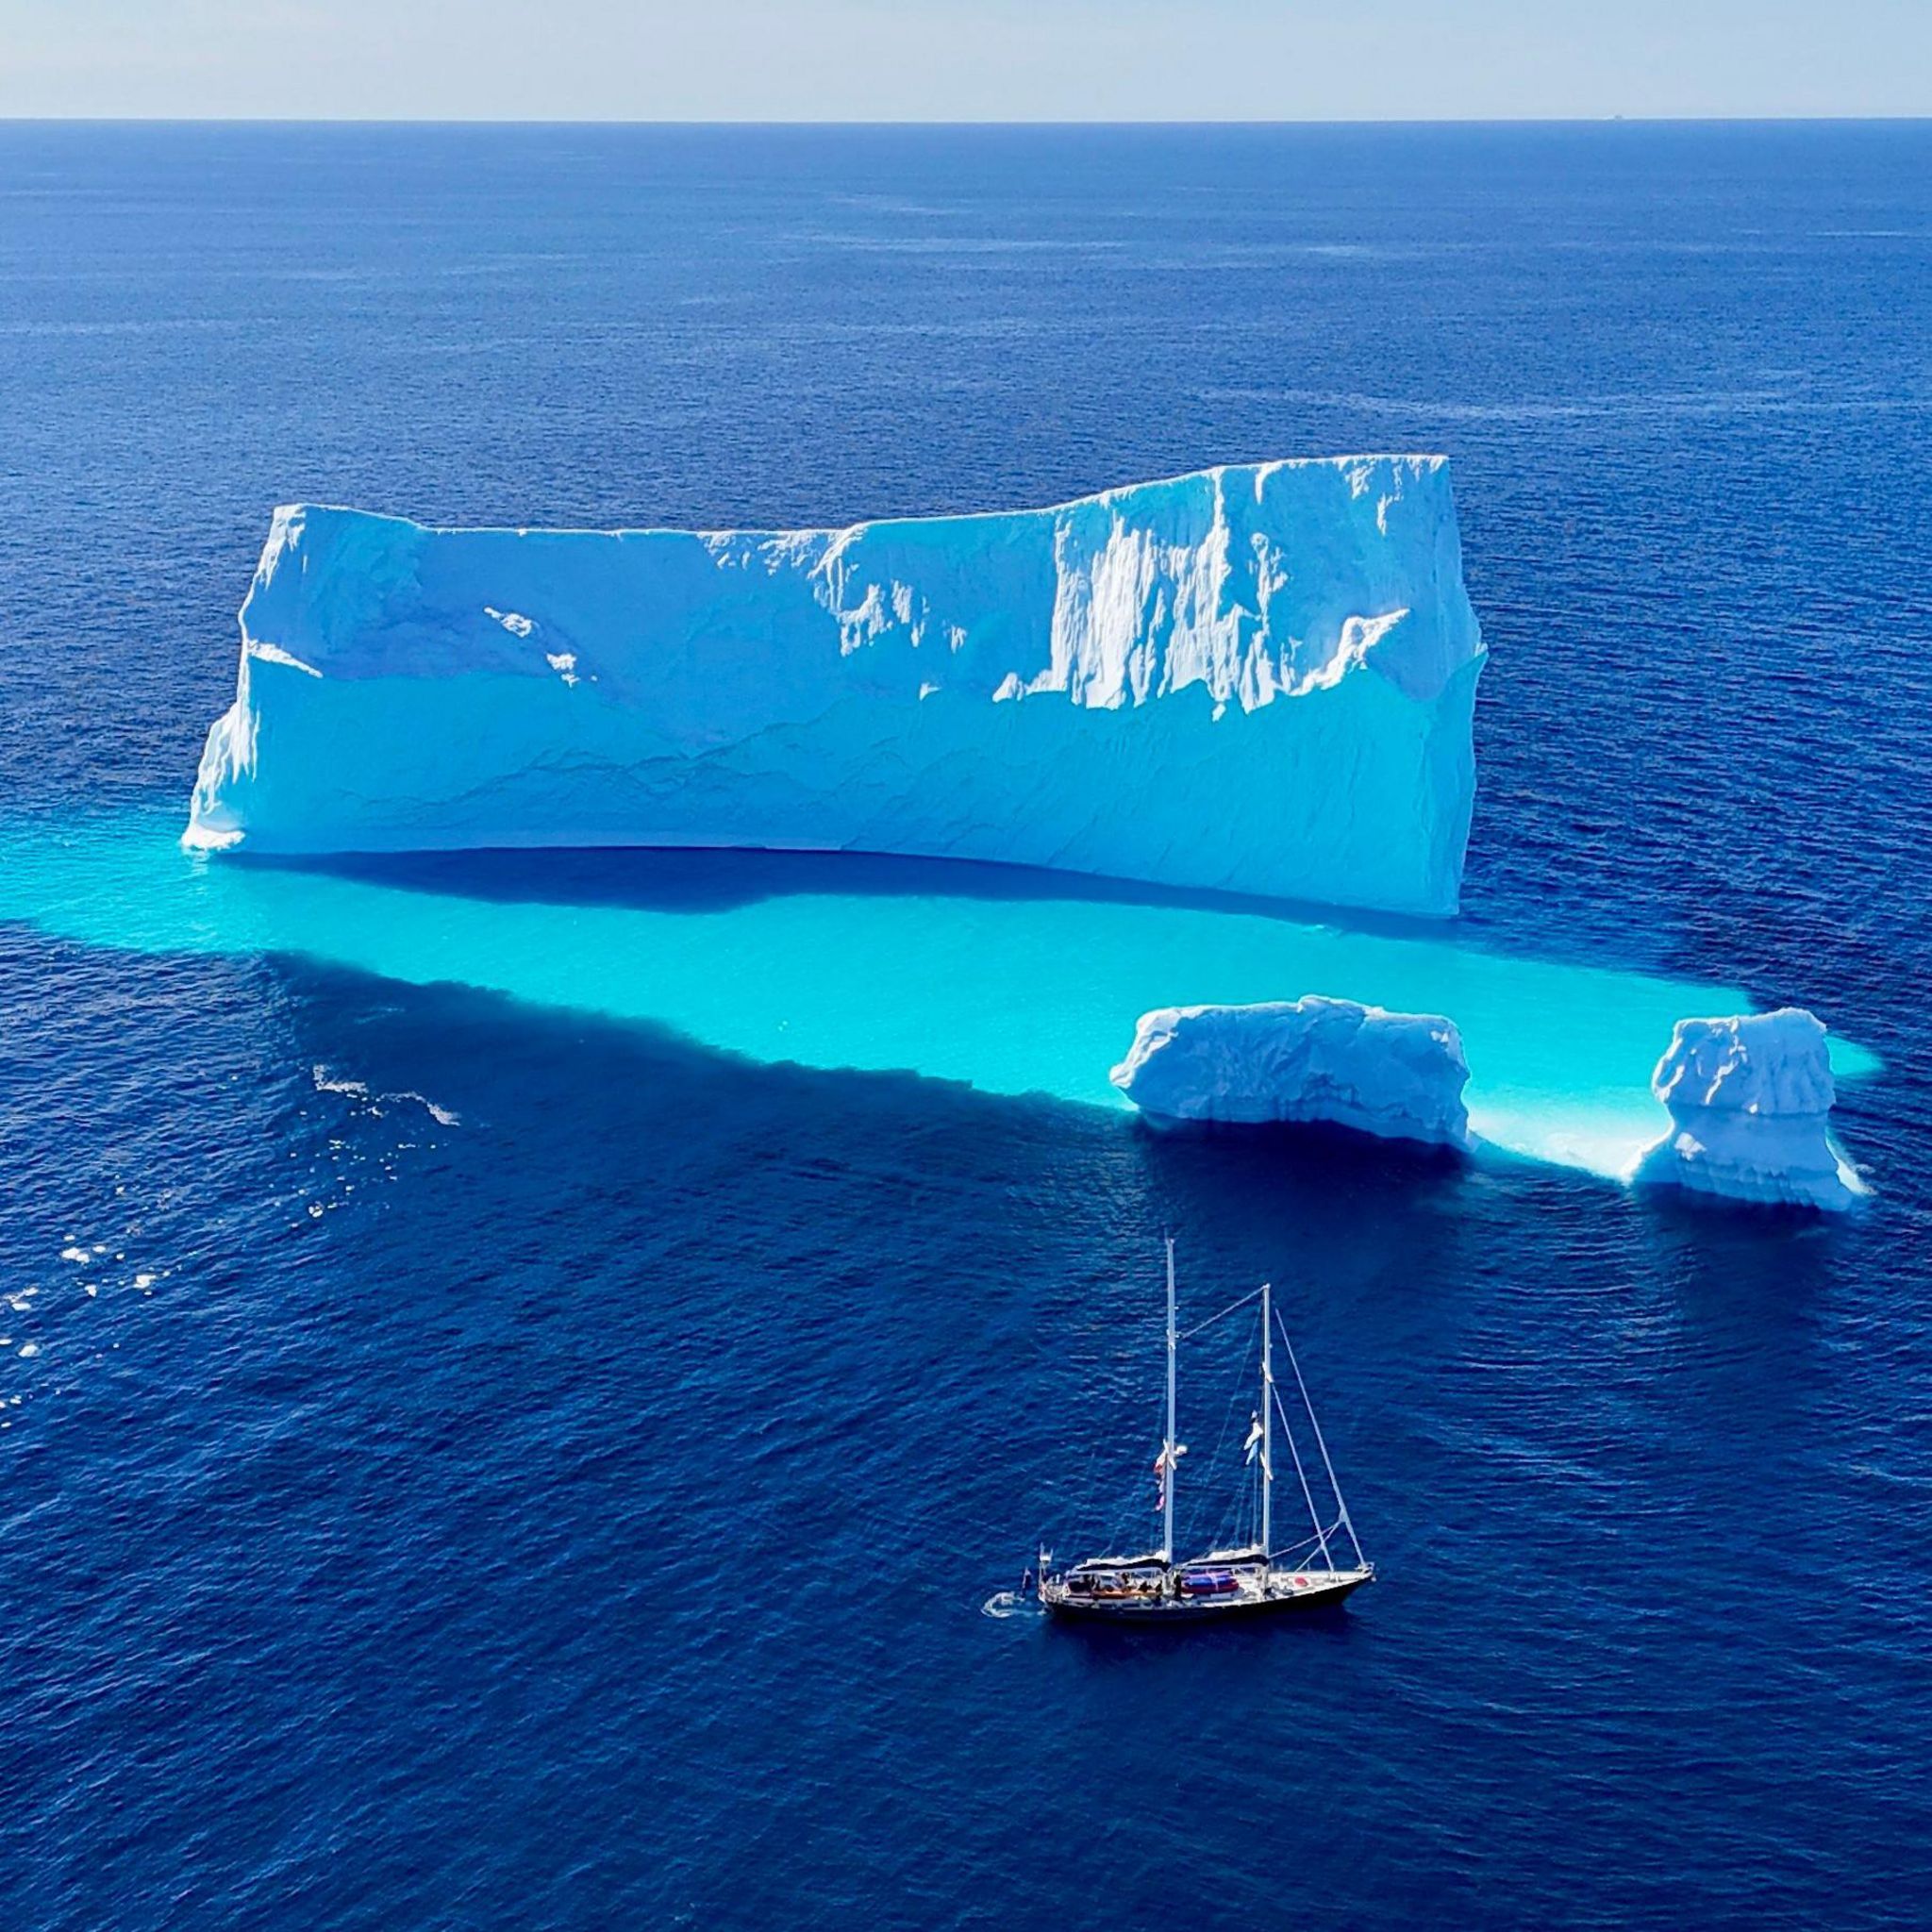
1033, 1239, 1374, 1623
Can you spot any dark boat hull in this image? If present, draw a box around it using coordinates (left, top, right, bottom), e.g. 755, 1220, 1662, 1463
1042, 1569, 1373, 1624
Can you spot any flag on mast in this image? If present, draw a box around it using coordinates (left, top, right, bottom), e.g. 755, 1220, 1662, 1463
1152, 1441, 1188, 1510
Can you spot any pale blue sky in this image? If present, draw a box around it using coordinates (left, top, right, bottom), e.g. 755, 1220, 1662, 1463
2, 0, 1927, 121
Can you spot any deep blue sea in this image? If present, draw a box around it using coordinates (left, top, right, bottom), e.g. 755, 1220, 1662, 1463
3, 123, 1931, 1930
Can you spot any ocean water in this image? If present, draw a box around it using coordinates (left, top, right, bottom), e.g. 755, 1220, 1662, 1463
3, 123, 1930, 1929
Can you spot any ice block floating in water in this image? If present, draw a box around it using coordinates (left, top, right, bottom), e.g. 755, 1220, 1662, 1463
185, 458, 1484, 919
1111, 997, 1473, 1149
1635, 1009, 1869, 1211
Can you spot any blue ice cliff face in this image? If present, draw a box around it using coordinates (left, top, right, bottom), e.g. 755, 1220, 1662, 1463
1110, 996, 1472, 1149
185, 458, 1485, 916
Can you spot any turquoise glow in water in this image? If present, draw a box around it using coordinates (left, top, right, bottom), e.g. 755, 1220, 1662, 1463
2, 810, 1880, 1180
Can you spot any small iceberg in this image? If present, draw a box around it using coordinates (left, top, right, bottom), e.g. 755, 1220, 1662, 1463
1633, 1008, 1868, 1212
1109, 996, 1472, 1150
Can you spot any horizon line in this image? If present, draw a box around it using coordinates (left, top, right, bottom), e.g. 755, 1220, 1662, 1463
3, 113, 1929, 130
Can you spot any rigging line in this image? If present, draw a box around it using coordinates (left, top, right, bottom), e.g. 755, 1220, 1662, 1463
1163, 1300, 1260, 1558
1165, 1307, 1252, 1558
1200, 1305, 1257, 1464
1208, 1439, 1251, 1555
1271, 1526, 1324, 1562
1199, 1308, 1257, 1513
1208, 1491, 1245, 1557
1196, 1305, 1261, 1556
1177, 1284, 1263, 1341
1276, 1310, 1367, 1570
1271, 1380, 1335, 1571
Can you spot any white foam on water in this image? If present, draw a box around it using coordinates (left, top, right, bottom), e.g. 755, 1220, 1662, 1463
396, 1091, 461, 1126
980, 1591, 1041, 1620
314, 1063, 459, 1127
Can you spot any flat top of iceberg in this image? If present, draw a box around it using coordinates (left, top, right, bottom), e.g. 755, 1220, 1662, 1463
242, 455, 1477, 708
283, 454, 1456, 541
1652, 1008, 1836, 1116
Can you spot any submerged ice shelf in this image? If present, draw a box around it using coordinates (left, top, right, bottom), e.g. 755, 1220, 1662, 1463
186, 458, 1483, 917
3, 811, 1881, 1183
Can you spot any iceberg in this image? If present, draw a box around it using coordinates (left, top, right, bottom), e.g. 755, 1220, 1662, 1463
1634, 1008, 1868, 1212
1110, 996, 1473, 1149
185, 458, 1485, 917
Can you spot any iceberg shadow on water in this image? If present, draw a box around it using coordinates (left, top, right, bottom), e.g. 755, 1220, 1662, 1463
231, 841, 1461, 939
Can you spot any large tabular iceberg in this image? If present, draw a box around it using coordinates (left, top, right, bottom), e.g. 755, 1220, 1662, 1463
185, 458, 1484, 916
1634, 1008, 1867, 1212
1110, 996, 1473, 1149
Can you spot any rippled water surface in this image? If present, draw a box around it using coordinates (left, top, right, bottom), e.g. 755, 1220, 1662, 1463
2, 124, 1930, 1930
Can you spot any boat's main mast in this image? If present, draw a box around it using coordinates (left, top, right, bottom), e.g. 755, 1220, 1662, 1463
1162, 1236, 1177, 1566
1260, 1280, 1273, 1558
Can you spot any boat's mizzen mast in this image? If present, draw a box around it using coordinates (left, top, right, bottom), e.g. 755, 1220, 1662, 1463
1282, 1318, 1368, 1572
1161, 1236, 1178, 1566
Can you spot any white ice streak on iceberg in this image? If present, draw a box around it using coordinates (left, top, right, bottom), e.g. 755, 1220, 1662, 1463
184, 458, 1485, 916
1109, 995, 1473, 1150
1632, 1008, 1867, 1212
